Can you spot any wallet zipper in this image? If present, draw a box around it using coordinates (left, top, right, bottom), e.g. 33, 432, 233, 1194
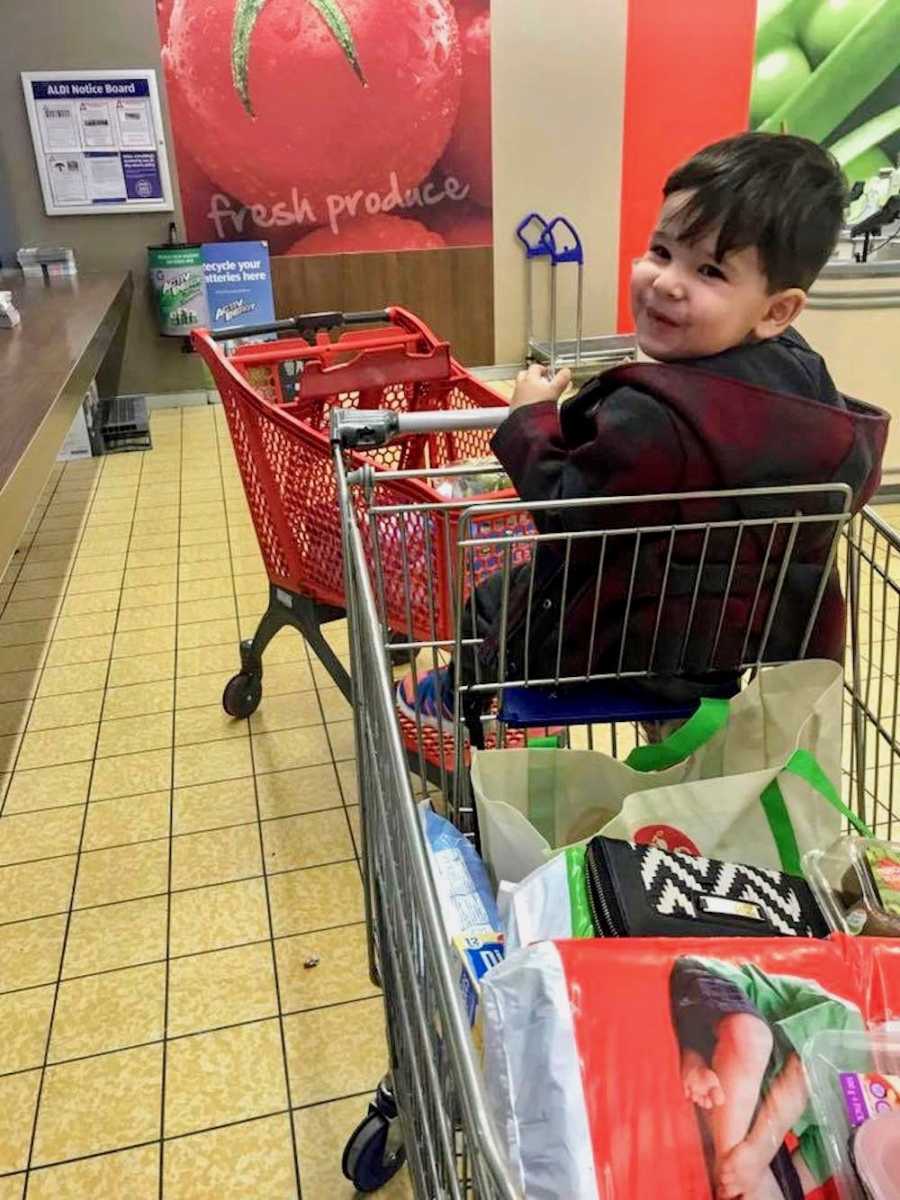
585, 842, 625, 937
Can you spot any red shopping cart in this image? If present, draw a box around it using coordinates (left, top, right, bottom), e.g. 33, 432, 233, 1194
193, 307, 529, 727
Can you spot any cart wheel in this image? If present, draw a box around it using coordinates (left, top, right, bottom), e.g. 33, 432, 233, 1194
222, 672, 262, 719
341, 1094, 405, 1193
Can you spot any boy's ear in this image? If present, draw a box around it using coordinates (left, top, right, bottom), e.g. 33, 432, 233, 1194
753, 287, 807, 340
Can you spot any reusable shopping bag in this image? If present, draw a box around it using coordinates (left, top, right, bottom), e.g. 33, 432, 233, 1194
471, 659, 845, 884
481, 936, 900, 1200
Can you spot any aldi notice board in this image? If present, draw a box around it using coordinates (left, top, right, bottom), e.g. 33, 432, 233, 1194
21, 70, 174, 216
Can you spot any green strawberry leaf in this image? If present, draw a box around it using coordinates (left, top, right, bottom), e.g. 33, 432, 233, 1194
232, 0, 366, 116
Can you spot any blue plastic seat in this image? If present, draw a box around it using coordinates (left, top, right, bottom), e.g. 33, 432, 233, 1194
497, 677, 740, 729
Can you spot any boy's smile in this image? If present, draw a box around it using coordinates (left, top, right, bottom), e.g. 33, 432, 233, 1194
631, 190, 805, 362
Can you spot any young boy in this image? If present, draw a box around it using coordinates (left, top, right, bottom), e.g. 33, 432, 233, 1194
398, 132, 888, 729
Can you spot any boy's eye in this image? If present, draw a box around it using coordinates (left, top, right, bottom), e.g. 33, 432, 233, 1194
698, 263, 726, 280
649, 243, 670, 260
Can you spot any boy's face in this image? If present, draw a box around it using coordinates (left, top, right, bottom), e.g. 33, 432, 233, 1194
630, 190, 803, 361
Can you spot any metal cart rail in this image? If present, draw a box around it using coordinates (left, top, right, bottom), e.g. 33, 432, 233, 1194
332, 404, 900, 1195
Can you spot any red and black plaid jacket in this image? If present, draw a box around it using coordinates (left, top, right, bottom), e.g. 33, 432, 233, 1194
485, 342, 889, 684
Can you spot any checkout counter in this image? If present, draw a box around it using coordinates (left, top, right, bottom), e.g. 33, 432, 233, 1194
0, 269, 133, 575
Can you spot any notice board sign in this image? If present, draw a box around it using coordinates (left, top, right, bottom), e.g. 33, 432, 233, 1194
21, 70, 174, 216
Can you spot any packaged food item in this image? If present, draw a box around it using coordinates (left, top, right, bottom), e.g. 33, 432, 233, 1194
804, 837, 900, 937
804, 1029, 900, 1200
452, 932, 503, 1056
434, 458, 511, 501
419, 803, 499, 941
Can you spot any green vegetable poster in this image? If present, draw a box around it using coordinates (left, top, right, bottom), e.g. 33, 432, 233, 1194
157, 0, 491, 255
751, 0, 900, 182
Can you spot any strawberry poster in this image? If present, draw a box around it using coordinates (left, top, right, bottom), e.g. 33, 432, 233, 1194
157, 0, 492, 257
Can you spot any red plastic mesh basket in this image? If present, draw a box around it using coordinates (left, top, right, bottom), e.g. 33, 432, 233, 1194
194, 307, 533, 643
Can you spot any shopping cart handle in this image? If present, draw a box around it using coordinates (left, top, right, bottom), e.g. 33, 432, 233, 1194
331, 406, 509, 449
515, 213, 552, 259
209, 309, 389, 341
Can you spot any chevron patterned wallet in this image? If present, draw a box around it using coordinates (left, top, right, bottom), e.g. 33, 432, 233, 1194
584, 836, 829, 940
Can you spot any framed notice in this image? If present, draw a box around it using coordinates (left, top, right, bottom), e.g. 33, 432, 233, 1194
21, 69, 174, 216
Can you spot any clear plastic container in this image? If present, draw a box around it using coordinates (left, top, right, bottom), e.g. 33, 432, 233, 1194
803, 837, 900, 937
804, 1030, 900, 1199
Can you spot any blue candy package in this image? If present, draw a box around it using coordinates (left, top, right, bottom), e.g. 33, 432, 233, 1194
420, 803, 500, 940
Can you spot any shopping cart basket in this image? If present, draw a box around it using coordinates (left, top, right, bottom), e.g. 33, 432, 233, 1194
332, 405, 900, 1195
193, 307, 530, 721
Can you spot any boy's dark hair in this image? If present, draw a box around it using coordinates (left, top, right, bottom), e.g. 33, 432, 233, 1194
663, 132, 847, 292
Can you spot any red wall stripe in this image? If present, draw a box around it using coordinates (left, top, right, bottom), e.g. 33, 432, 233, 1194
617, 0, 758, 331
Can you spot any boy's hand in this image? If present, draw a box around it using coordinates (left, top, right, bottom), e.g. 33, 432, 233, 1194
510, 363, 572, 410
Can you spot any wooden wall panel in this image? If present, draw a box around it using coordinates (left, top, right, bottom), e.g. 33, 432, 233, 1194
270, 247, 493, 366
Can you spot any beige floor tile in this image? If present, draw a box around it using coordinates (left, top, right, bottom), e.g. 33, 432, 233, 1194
127, 546, 178, 569
0, 914, 66, 992
115, 603, 177, 632
0, 983, 55, 1073
0, 1069, 41, 1173
178, 542, 230, 566
252, 727, 332, 775
107, 650, 175, 688
262, 810, 354, 874
120, 583, 178, 610
102, 679, 174, 721
175, 671, 234, 710
113, 626, 177, 660
3, 762, 91, 813
124, 565, 177, 590
327, 720, 355, 762
52, 610, 117, 642
63, 894, 167, 978
174, 704, 247, 747
83, 791, 171, 851
177, 597, 237, 624
169, 878, 270, 958
44, 634, 112, 669
173, 738, 252, 789
32, 1042, 163, 1165
0, 805, 84, 866
59, 590, 119, 617
171, 777, 257, 835
293, 1098, 412, 1200
177, 575, 234, 602
96, 711, 173, 758
267, 863, 364, 939
256, 764, 342, 821
168, 941, 277, 1037
90, 747, 172, 801
179, 560, 231, 585
37, 660, 108, 698
0, 670, 38, 704
176, 617, 239, 651
164, 1113, 296, 1200
27, 689, 104, 732
276, 924, 376, 1014
8, 580, 66, 605
1, 598, 60, 624
177, 643, 244, 678
15, 722, 97, 770
0, 1173, 23, 1200
0, 732, 21, 774
284, 998, 386, 1106
171, 822, 261, 890
50, 961, 166, 1062
75, 839, 169, 908
65, 570, 123, 596
164, 1019, 287, 1138
248, 691, 327, 736
0, 855, 76, 922
26, 1144, 159, 1200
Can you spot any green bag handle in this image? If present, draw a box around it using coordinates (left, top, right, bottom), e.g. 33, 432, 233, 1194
760, 748, 872, 877
625, 697, 731, 772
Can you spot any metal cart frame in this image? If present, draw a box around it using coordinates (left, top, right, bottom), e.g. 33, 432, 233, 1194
332, 405, 900, 1196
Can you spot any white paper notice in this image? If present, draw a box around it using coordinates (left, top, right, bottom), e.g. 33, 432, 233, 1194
115, 99, 154, 149
77, 100, 115, 149
37, 100, 80, 152
85, 152, 126, 201
47, 155, 88, 205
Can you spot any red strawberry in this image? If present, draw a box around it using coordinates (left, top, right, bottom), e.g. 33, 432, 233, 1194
440, 6, 491, 207
165, 0, 462, 218
286, 213, 446, 254
424, 198, 492, 247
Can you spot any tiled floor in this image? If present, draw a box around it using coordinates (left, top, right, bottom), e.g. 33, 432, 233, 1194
0, 407, 411, 1198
